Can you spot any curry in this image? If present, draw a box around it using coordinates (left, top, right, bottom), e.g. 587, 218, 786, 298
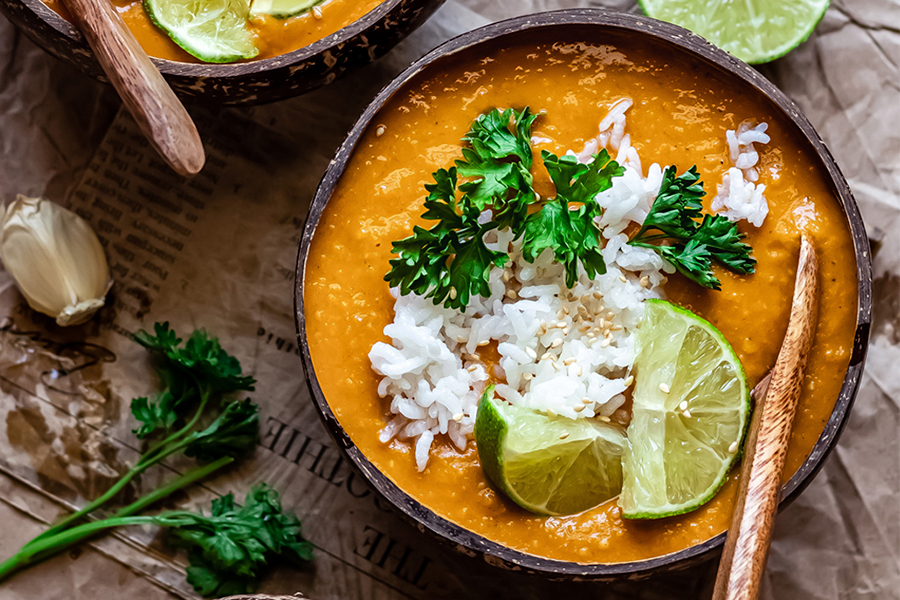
41, 0, 384, 62
304, 31, 859, 564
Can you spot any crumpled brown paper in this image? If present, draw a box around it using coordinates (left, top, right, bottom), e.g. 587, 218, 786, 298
0, 1, 897, 599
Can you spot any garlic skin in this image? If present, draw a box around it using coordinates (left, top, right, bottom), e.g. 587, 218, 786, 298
0, 195, 112, 326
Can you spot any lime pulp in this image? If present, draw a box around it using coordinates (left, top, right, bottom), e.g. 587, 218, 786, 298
639, 0, 830, 64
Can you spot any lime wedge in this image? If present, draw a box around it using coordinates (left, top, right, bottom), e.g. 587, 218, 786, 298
619, 299, 750, 519
145, 0, 259, 63
250, 0, 325, 19
639, 0, 830, 64
475, 387, 627, 516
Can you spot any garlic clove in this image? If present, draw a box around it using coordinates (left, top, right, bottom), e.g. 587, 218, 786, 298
0, 195, 112, 326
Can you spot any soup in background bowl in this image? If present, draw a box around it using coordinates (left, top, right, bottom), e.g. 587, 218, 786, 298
296, 9, 871, 578
0, 0, 445, 103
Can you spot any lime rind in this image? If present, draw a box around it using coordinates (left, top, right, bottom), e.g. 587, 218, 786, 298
638, 0, 830, 64
250, 0, 325, 19
619, 299, 750, 520
475, 388, 627, 516
145, 0, 259, 63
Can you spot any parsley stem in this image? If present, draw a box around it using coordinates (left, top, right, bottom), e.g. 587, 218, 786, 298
139, 383, 211, 466
0, 457, 233, 583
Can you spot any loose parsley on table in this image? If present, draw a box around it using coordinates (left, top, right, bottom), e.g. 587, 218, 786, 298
0, 323, 312, 597
385, 107, 756, 309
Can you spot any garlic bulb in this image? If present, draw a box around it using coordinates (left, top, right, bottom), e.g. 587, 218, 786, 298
0, 195, 112, 326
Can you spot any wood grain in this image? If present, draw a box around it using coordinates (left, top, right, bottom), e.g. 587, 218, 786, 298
713, 234, 819, 600
59, 0, 205, 176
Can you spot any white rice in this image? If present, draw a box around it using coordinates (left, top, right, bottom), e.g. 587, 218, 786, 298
712, 120, 771, 227
370, 102, 769, 471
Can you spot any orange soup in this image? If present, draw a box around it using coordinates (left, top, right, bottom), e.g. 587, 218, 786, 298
304, 30, 858, 564
42, 0, 384, 61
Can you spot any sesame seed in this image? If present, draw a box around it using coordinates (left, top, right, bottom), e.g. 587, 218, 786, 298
552, 362, 561, 371
679, 400, 688, 411
502, 270, 511, 282
559, 431, 570, 439
525, 346, 537, 359
624, 375, 634, 387
312, 5, 323, 18
562, 328, 569, 335
477, 340, 489, 347
453, 413, 463, 421
582, 397, 592, 404
683, 409, 692, 418
587, 332, 596, 339
593, 291, 604, 299
506, 289, 518, 299
467, 365, 478, 372
449, 287, 457, 300
597, 318, 607, 329
523, 373, 534, 380
551, 338, 562, 348
456, 336, 466, 343
562, 306, 570, 315
563, 357, 576, 366
599, 415, 611, 423
600, 339, 611, 348
659, 383, 671, 394
541, 352, 553, 361
556, 309, 565, 320
618, 274, 627, 283
728, 441, 739, 453
574, 404, 585, 412
640, 275, 650, 288
577, 366, 583, 377
606, 311, 615, 320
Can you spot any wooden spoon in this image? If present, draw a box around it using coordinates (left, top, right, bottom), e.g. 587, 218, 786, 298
712, 233, 819, 600
61, 0, 205, 176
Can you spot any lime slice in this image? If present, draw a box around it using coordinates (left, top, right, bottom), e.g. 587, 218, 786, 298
619, 299, 750, 519
145, 0, 259, 63
250, 0, 325, 19
475, 387, 627, 516
639, 0, 830, 64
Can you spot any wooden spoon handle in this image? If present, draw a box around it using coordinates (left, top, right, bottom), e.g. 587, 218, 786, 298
60, 0, 205, 176
713, 234, 819, 600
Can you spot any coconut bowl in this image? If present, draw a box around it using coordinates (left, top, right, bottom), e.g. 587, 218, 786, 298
0, 0, 444, 104
294, 8, 873, 580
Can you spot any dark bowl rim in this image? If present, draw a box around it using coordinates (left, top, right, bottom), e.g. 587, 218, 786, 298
14, 0, 409, 76
293, 7, 874, 578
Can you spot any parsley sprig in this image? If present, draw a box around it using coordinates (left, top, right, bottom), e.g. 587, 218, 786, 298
386, 108, 756, 309
0, 323, 310, 596
523, 150, 624, 287
628, 166, 756, 289
386, 108, 622, 309
0, 484, 311, 598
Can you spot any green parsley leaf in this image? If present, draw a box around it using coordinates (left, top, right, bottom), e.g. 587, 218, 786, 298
542, 149, 624, 206
521, 150, 623, 285
166, 484, 313, 597
629, 166, 756, 289
131, 322, 256, 440
183, 399, 260, 462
